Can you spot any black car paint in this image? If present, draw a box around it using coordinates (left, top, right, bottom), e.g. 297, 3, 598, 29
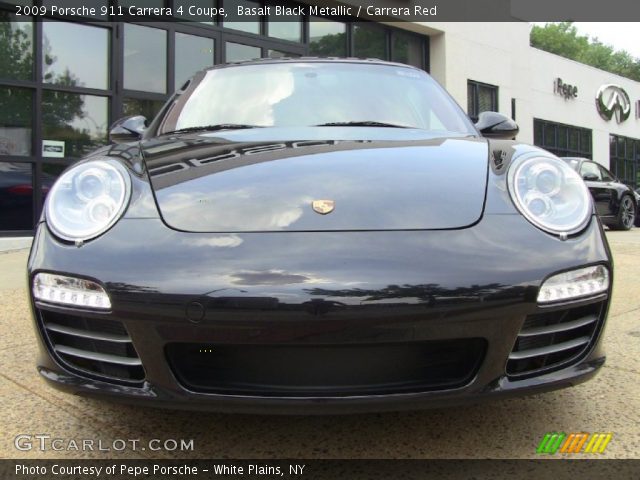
146, 133, 489, 232
27, 59, 613, 413
28, 130, 613, 413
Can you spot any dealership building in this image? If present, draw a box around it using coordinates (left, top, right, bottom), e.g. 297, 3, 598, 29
1, 1, 639, 235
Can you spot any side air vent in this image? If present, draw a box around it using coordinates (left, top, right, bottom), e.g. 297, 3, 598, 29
39, 310, 144, 383
507, 299, 605, 377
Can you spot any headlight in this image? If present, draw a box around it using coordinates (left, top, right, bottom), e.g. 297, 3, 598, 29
507, 155, 591, 235
45, 159, 131, 241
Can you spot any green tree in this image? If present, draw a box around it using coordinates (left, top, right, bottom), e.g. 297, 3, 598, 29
1, 16, 86, 127
309, 32, 347, 57
0, 17, 36, 133
0, 17, 33, 81
531, 22, 640, 82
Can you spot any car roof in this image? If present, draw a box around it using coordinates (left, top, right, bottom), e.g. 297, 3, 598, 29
199, 57, 423, 73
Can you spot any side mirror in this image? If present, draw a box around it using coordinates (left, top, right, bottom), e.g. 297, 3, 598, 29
474, 111, 519, 140
109, 115, 147, 144
582, 173, 599, 182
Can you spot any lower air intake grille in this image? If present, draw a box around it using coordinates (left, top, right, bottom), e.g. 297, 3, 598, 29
166, 338, 487, 397
39, 310, 144, 383
507, 300, 605, 377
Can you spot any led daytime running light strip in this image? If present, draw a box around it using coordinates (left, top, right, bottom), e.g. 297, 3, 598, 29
538, 265, 609, 303
33, 273, 111, 309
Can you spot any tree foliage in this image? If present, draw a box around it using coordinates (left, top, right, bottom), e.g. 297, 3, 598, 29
531, 22, 640, 82
309, 32, 347, 57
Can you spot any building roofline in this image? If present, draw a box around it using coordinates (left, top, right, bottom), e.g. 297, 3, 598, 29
530, 46, 640, 86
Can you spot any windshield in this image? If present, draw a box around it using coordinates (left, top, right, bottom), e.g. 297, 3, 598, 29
159, 62, 477, 135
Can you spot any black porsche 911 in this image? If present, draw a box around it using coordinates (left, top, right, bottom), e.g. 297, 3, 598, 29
561, 157, 639, 230
28, 59, 612, 413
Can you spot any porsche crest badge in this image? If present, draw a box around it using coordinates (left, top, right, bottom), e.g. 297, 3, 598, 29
312, 200, 335, 215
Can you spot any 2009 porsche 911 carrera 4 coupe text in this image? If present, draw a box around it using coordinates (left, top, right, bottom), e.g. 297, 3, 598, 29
28, 59, 612, 413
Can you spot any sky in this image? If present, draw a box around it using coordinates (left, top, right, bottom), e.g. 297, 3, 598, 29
534, 23, 640, 59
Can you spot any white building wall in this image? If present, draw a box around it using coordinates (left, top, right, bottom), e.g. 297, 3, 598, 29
399, 22, 640, 169
528, 48, 640, 166
414, 22, 535, 143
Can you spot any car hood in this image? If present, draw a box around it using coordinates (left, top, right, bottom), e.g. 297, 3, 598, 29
141, 128, 489, 232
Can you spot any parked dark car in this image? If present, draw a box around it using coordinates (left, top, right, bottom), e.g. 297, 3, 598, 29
28, 59, 612, 413
562, 157, 639, 230
0, 163, 54, 231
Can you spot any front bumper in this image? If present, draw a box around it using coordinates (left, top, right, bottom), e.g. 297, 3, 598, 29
28, 214, 612, 414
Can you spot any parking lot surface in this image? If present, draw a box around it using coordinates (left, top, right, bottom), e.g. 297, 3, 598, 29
1, 230, 639, 459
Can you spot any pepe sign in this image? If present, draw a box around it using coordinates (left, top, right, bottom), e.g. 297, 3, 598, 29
554, 78, 578, 99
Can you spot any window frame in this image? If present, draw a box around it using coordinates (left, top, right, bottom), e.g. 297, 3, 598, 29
467, 79, 498, 122
533, 119, 593, 160
610, 133, 640, 189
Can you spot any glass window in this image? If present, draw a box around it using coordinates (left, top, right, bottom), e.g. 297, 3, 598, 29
0, 162, 34, 230
123, 98, 165, 121
0, 87, 32, 156
616, 158, 626, 179
43, 22, 109, 90
467, 81, 498, 121
225, 42, 260, 62
617, 136, 625, 157
543, 123, 555, 147
477, 85, 495, 112
569, 129, 579, 151
610, 134, 640, 188
581, 130, 591, 153
309, 18, 346, 56
392, 32, 423, 68
569, 129, 580, 152
533, 120, 542, 146
41, 162, 68, 204
0, 14, 33, 81
267, 50, 300, 59
162, 63, 476, 135
580, 162, 601, 181
599, 166, 614, 182
626, 139, 635, 159
175, 0, 215, 24
557, 126, 568, 149
533, 119, 592, 159
353, 24, 386, 59
42, 92, 108, 158
124, 24, 167, 93
175, 33, 214, 90
224, 0, 261, 34
268, 15, 302, 43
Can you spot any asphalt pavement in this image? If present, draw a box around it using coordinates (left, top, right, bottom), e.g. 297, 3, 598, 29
1, 231, 638, 460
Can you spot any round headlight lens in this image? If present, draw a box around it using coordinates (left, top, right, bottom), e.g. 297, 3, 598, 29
45, 160, 131, 241
507, 155, 591, 235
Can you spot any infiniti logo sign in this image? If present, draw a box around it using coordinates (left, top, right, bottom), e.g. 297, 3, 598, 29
596, 84, 631, 123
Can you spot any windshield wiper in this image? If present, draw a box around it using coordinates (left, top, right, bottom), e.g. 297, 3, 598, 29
162, 124, 264, 135
314, 121, 411, 128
